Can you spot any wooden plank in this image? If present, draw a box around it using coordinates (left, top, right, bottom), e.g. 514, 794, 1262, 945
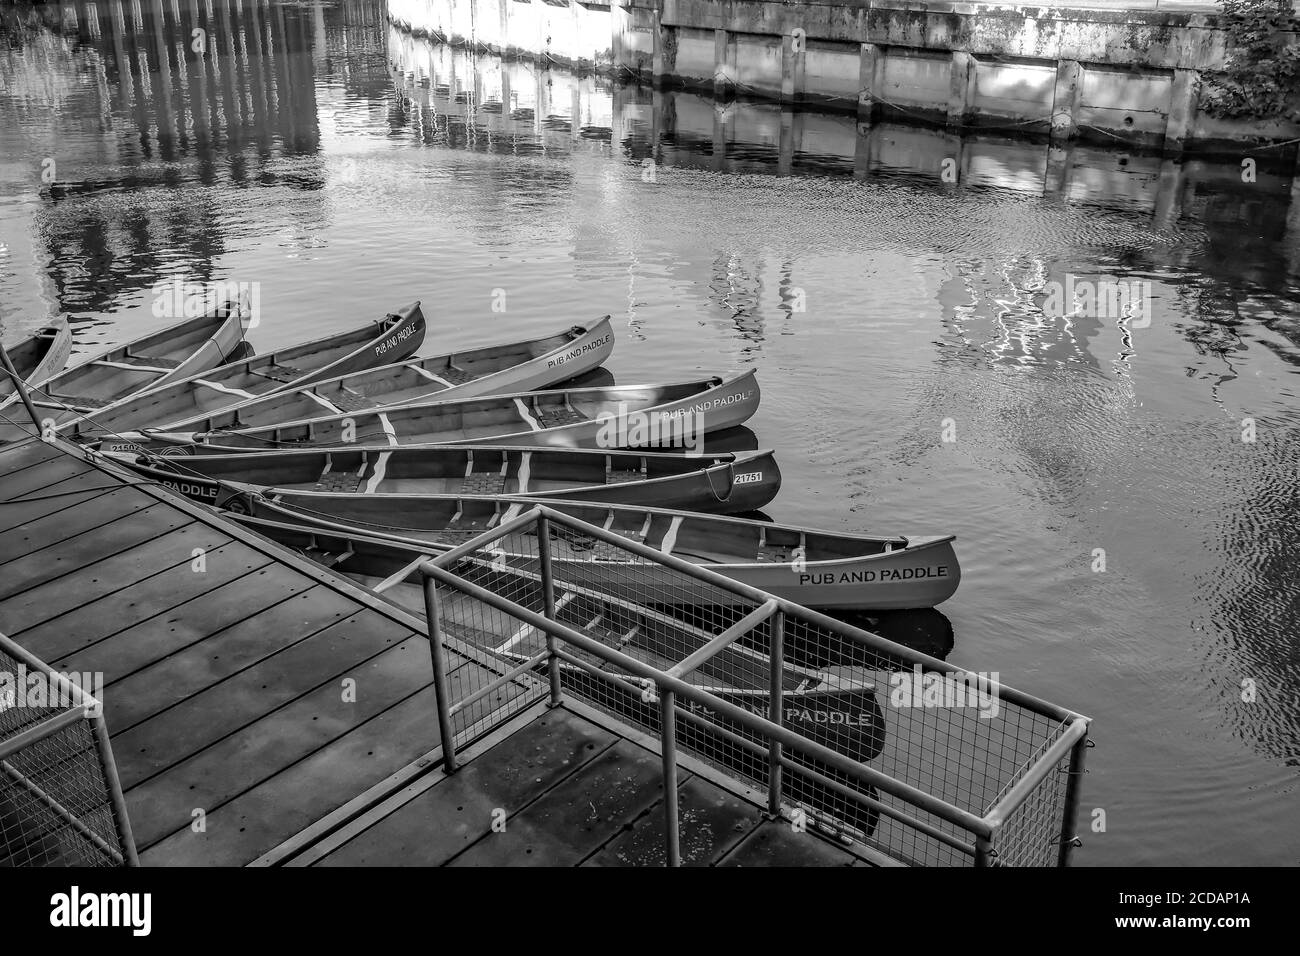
0, 452, 102, 501
717, 818, 857, 866
0, 489, 158, 567
140, 682, 453, 866
43, 571, 326, 684
0, 504, 188, 600
272, 703, 546, 868
0, 439, 61, 479
583, 775, 765, 867
111, 609, 415, 782
140, 663, 539, 866
447, 740, 678, 867
0, 474, 119, 533
100, 581, 363, 732
124, 633, 439, 848
0, 527, 239, 636
317, 709, 619, 867
9, 541, 273, 664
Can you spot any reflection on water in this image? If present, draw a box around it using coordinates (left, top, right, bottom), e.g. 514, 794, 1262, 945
1, 0, 1299, 866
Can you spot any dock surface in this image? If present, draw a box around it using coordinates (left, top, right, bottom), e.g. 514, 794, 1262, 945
0, 436, 864, 866
297, 704, 865, 867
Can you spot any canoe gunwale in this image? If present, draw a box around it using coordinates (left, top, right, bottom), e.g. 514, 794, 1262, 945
129, 314, 614, 436
172, 368, 758, 450
259, 300, 427, 391
94, 446, 781, 515
71, 303, 426, 435
1, 308, 247, 442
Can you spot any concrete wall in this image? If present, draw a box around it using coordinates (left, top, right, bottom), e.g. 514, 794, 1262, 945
385, 24, 1300, 262
387, 0, 1300, 155
387, 0, 615, 69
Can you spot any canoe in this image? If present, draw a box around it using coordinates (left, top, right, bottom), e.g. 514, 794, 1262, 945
215, 486, 961, 610
0, 317, 73, 438
224, 511, 887, 835
86, 316, 613, 441
1, 317, 72, 392
111, 370, 760, 454
2, 303, 246, 443
65, 302, 427, 439
97, 444, 782, 514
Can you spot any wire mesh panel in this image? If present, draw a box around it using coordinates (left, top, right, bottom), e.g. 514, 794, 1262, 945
0, 641, 133, 867
427, 531, 551, 750
775, 614, 1077, 866
417, 508, 1089, 867
983, 729, 1079, 867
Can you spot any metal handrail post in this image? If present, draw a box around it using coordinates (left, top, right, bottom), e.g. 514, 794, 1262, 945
422, 574, 459, 772
974, 832, 995, 868
1057, 725, 1091, 867
660, 689, 681, 867
767, 609, 784, 818
90, 713, 139, 866
535, 514, 563, 707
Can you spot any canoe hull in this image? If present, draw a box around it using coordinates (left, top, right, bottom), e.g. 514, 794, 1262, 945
134, 369, 760, 452
155, 311, 247, 391
100, 316, 613, 439
0, 317, 73, 439
97, 446, 782, 515
458, 539, 961, 611
485, 370, 760, 450
1, 309, 244, 443
69, 303, 426, 437
225, 491, 960, 611
1, 316, 73, 391
414, 316, 614, 402
280, 301, 426, 389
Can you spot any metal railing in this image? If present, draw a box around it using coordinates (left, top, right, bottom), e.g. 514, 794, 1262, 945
398, 504, 1090, 867
0, 634, 138, 867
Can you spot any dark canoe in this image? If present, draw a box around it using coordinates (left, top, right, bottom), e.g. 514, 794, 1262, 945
115, 370, 760, 453
94, 316, 612, 439
224, 511, 887, 836
2, 304, 246, 443
96, 444, 782, 514
65, 302, 426, 440
215, 485, 961, 610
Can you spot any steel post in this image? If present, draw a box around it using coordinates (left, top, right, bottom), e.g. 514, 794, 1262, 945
422, 574, 459, 772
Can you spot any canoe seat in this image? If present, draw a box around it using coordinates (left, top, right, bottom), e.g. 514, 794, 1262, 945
313, 470, 363, 493
533, 405, 588, 429
437, 366, 478, 385
605, 468, 643, 485
252, 364, 306, 385
462, 472, 507, 495
329, 388, 374, 413
589, 538, 645, 563
755, 546, 796, 563
121, 354, 180, 368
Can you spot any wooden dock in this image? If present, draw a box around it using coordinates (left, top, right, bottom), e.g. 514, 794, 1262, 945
0, 436, 868, 866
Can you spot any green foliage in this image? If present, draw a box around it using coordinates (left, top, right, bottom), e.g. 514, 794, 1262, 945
1200, 0, 1300, 122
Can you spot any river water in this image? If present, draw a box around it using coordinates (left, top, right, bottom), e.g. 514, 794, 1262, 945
1, 0, 1297, 866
